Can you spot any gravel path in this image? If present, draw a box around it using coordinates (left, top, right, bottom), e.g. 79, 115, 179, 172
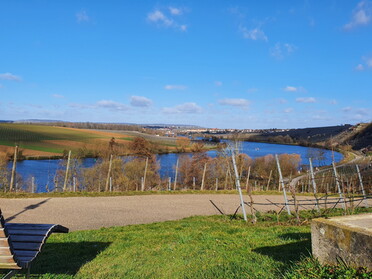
0, 194, 325, 231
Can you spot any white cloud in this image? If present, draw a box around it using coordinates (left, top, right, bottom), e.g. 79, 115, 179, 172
147, 7, 187, 31
164, 84, 187, 90
163, 102, 202, 114
76, 10, 90, 23
148, 10, 173, 26
356, 56, 372, 71
355, 64, 365, 71
169, 7, 182, 15
215, 81, 223, 87
218, 98, 250, 108
180, 25, 187, 31
296, 97, 316, 103
278, 98, 288, 104
284, 108, 293, 113
283, 86, 298, 92
365, 56, 372, 67
96, 100, 129, 111
0, 73, 21, 81
344, 1, 372, 30
283, 86, 306, 93
270, 43, 297, 59
69, 103, 93, 109
240, 26, 268, 41
329, 99, 337, 105
356, 108, 370, 115
130, 96, 152, 107
342, 106, 353, 112
52, 94, 64, 99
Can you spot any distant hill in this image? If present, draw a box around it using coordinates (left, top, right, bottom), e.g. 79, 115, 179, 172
256, 125, 352, 143
340, 122, 372, 151
246, 122, 372, 152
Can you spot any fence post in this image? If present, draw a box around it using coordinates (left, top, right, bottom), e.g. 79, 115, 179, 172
245, 166, 251, 192
201, 163, 207, 190
110, 177, 113, 192
63, 150, 72, 192
31, 176, 35, 193
231, 151, 247, 222
275, 154, 291, 215
173, 159, 179, 191
141, 177, 144, 192
168, 177, 171, 191
332, 162, 346, 209
266, 169, 272, 191
73, 176, 76, 192
9, 145, 18, 192
309, 158, 320, 212
215, 178, 218, 191
356, 164, 368, 208
143, 157, 148, 191
193, 177, 196, 190
105, 154, 113, 192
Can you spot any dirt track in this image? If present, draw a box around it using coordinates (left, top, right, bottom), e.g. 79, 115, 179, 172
0, 194, 327, 231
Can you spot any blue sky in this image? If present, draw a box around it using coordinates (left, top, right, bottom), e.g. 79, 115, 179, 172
0, 0, 371, 129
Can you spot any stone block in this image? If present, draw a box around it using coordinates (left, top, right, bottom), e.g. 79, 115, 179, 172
311, 213, 372, 271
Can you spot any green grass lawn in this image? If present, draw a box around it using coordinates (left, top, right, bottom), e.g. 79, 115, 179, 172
3, 209, 371, 279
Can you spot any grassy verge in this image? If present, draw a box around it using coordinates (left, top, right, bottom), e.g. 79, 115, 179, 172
2, 209, 371, 279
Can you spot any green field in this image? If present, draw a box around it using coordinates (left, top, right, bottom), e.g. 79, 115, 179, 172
0, 124, 181, 156
0, 124, 104, 153
3, 209, 371, 279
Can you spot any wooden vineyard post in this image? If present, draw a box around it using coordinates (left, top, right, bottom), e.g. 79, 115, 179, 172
356, 164, 368, 207
105, 154, 113, 192
224, 168, 229, 190
215, 178, 218, 191
168, 177, 171, 191
173, 159, 179, 191
142, 157, 148, 191
73, 177, 76, 192
31, 176, 35, 193
332, 162, 346, 210
245, 166, 251, 192
201, 163, 207, 190
266, 169, 272, 191
9, 145, 18, 192
309, 158, 320, 212
110, 177, 113, 192
231, 151, 247, 222
193, 177, 196, 190
275, 154, 291, 215
63, 150, 72, 192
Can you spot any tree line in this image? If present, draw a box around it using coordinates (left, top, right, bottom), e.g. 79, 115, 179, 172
0, 136, 302, 193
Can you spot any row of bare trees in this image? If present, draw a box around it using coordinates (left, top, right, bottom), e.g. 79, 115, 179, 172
0, 146, 303, 193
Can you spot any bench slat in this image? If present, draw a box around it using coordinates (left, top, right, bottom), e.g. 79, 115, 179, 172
0, 247, 12, 256
5, 224, 55, 230
0, 238, 10, 248
13, 250, 38, 258
11, 242, 42, 251
16, 256, 34, 262
6, 229, 50, 236
0, 263, 21, 269
0, 229, 5, 237
10, 235, 45, 243
0, 256, 17, 264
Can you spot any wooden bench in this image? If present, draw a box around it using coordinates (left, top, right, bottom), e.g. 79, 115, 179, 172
0, 209, 68, 278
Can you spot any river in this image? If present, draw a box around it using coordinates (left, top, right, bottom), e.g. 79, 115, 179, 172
8, 141, 343, 192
